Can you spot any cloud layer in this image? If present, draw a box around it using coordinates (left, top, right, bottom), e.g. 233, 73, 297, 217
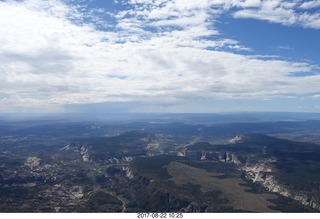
231, 0, 320, 29
0, 0, 319, 112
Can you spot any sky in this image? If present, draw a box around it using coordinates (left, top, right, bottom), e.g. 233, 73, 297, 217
0, 0, 320, 114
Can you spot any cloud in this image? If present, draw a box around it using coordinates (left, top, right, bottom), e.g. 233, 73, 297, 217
231, 0, 320, 29
300, 0, 320, 9
311, 94, 320, 99
0, 0, 319, 112
276, 45, 294, 50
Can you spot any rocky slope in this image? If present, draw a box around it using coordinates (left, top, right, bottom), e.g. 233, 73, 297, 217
61, 131, 154, 163
179, 134, 320, 211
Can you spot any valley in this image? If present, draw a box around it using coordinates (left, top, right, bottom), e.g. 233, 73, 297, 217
1, 114, 320, 212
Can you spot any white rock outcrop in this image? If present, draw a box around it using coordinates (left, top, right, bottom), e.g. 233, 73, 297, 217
177, 148, 187, 157
227, 135, 244, 144
123, 166, 134, 179
80, 146, 90, 162
201, 151, 207, 160
241, 158, 320, 211
24, 156, 41, 169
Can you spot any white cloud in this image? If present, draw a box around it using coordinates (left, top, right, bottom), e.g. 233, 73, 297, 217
312, 95, 320, 99
276, 45, 294, 50
297, 12, 320, 29
0, 0, 319, 112
231, 0, 320, 29
300, 0, 320, 9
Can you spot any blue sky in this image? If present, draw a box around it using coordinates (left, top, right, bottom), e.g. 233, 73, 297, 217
218, 16, 320, 63
0, 0, 320, 114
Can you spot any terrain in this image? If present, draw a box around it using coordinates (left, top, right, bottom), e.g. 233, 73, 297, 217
1, 113, 320, 212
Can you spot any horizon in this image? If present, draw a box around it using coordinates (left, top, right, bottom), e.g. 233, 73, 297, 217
2, 111, 320, 123
1, 0, 320, 114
